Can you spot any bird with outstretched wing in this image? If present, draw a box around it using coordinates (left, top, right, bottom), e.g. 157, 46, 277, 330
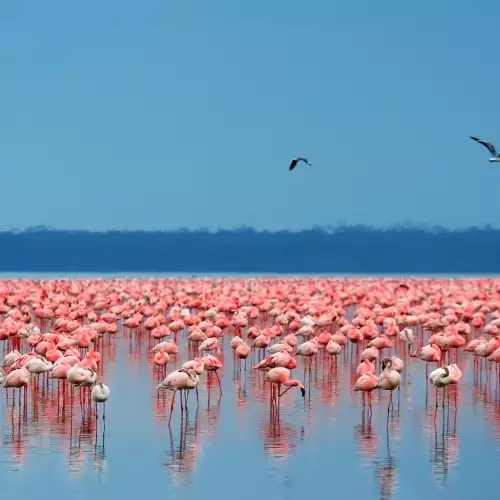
289, 157, 312, 171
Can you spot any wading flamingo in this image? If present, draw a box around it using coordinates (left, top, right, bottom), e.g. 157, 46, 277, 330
377, 357, 401, 413
157, 368, 200, 423
91, 381, 110, 419
264, 367, 305, 409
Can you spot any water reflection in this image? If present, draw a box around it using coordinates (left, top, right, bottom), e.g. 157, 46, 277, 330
162, 409, 200, 486
375, 419, 399, 500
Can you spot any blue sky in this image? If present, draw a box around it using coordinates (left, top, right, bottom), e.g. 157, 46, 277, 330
1, 0, 499, 231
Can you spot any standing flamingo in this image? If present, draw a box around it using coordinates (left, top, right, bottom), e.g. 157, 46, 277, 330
201, 354, 223, 395
354, 372, 379, 413
429, 364, 456, 408
91, 381, 110, 419
377, 357, 401, 414
157, 368, 200, 423
264, 367, 305, 408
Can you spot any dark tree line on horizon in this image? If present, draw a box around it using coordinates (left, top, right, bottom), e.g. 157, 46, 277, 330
0, 226, 498, 273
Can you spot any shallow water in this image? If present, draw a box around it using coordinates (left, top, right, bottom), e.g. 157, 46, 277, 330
1, 323, 499, 500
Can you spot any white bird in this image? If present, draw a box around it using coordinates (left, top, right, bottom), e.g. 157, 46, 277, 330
91, 381, 111, 419
399, 328, 415, 351
25, 356, 53, 375
2, 350, 21, 368
299, 315, 317, 327
470, 136, 500, 162
79, 368, 97, 387
66, 364, 88, 386
429, 365, 452, 387
289, 157, 312, 171
429, 365, 453, 408
28, 324, 41, 335
267, 342, 293, 354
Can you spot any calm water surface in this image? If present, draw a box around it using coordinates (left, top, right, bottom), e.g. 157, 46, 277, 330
1, 317, 499, 500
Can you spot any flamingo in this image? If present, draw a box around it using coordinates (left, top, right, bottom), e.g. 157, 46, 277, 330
157, 368, 200, 423
399, 328, 415, 351
264, 367, 305, 408
377, 357, 401, 413
429, 365, 454, 408
91, 381, 110, 419
267, 342, 293, 354
253, 351, 296, 371
201, 354, 223, 395
3, 367, 29, 404
235, 342, 250, 368
354, 372, 379, 413
181, 357, 204, 403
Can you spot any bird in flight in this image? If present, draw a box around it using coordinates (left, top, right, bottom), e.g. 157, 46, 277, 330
289, 157, 312, 171
470, 136, 500, 162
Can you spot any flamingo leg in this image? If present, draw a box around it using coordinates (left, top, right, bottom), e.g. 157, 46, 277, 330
169, 390, 177, 424
214, 371, 222, 395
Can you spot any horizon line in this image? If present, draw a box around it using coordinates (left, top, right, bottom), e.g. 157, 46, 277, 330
2, 223, 500, 234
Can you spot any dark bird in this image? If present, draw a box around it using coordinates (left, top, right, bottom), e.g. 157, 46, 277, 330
470, 136, 500, 162
289, 157, 312, 171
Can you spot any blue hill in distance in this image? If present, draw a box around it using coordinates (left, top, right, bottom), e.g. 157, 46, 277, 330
0, 224, 497, 274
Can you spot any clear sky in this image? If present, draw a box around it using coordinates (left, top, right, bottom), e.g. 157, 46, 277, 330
1, 0, 499, 231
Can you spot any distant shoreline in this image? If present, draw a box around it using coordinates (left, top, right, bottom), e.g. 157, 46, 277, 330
0, 273, 497, 279
0, 226, 499, 273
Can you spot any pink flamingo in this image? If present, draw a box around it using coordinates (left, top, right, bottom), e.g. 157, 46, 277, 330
354, 372, 379, 413
201, 354, 223, 395
198, 337, 218, 353
181, 357, 205, 403
356, 359, 376, 376
264, 367, 305, 408
253, 351, 297, 371
157, 368, 200, 423
410, 344, 442, 378
3, 366, 29, 404
235, 342, 250, 369
378, 357, 401, 413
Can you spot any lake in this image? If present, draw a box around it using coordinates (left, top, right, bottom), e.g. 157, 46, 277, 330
0, 278, 499, 500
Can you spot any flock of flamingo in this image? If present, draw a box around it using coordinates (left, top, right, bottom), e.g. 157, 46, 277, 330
1, 276, 499, 456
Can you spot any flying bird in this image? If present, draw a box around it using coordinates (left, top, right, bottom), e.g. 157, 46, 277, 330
289, 157, 312, 171
470, 136, 500, 162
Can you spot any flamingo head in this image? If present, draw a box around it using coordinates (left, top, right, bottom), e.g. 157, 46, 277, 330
300, 384, 306, 398
381, 357, 392, 370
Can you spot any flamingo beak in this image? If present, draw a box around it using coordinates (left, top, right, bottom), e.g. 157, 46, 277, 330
300, 386, 306, 398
